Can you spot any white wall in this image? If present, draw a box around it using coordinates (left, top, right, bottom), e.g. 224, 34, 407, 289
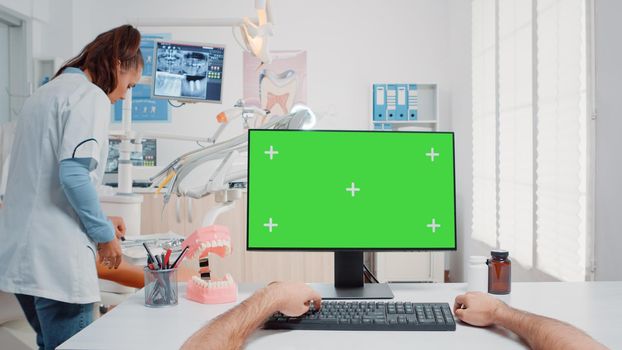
0, 0, 75, 119
594, 0, 622, 281
31, 0, 72, 60
447, 0, 471, 283
68, 0, 619, 283
72, 0, 478, 280
71, 0, 463, 191
3, 0, 476, 280
0, 0, 49, 22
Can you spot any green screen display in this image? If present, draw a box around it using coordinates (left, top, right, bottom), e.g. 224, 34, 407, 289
247, 130, 456, 250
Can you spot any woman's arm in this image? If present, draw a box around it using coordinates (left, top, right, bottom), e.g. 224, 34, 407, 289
96, 258, 144, 288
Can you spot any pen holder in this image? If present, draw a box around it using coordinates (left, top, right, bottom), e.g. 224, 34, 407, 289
144, 267, 178, 307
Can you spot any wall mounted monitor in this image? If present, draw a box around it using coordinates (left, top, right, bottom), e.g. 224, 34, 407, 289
152, 41, 225, 103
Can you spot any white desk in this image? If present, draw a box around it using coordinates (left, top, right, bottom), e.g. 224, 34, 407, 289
59, 282, 622, 350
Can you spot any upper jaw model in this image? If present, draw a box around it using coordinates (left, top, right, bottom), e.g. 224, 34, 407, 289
181, 225, 238, 304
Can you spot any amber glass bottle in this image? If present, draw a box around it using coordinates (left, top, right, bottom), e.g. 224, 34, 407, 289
487, 250, 511, 294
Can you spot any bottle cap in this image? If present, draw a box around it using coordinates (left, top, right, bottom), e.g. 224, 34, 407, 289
491, 249, 509, 259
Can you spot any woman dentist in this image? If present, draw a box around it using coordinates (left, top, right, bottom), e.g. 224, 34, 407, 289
0, 25, 143, 349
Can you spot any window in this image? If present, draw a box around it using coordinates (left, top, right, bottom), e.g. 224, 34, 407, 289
471, 0, 590, 281
0, 10, 27, 124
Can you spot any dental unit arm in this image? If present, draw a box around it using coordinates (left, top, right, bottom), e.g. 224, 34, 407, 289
149, 105, 316, 204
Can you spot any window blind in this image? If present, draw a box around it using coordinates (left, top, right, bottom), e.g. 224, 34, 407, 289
535, 0, 587, 281
471, 0, 497, 248
497, 0, 534, 267
471, 0, 589, 281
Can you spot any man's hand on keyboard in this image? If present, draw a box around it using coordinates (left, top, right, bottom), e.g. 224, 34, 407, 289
182, 282, 322, 350
268, 281, 322, 316
453, 291, 504, 327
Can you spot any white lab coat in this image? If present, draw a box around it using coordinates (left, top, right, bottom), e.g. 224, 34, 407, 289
0, 71, 110, 304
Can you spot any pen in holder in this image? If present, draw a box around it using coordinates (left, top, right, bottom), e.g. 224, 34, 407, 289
144, 267, 178, 307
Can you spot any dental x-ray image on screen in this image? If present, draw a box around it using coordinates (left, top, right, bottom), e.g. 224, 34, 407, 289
152, 41, 225, 103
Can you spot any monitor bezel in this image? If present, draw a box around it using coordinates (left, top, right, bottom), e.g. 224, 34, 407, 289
151, 40, 225, 104
246, 129, 458, 252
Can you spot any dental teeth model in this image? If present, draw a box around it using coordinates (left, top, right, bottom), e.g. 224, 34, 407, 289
181, 225, 238, 304
187, 273, 237, 304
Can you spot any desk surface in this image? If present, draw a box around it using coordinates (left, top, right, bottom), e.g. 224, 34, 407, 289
59, 282, 622, 350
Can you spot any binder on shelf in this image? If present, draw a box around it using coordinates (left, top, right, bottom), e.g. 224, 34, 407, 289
395, 84, 408, 121
372, 84, 387, 121
408, 84, 418, 120
371, 82, 436, 129
386, 84, 398, 121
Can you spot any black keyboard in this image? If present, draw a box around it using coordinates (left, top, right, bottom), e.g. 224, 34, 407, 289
264, 301, 456, 331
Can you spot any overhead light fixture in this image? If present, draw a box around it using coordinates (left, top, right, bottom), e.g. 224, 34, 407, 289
240, 0, 273, 64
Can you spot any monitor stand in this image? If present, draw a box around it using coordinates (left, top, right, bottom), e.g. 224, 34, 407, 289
309, 251, 394, 300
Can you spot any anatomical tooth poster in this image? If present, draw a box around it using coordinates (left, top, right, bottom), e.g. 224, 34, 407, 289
243, 50, 307, 125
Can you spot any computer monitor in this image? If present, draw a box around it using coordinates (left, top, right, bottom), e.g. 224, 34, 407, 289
247, 130, 457, 299
104, 139, 157, 186
151, 41, 225, 103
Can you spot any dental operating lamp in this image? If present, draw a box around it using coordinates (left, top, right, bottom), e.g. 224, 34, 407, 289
130, 0, 273, 64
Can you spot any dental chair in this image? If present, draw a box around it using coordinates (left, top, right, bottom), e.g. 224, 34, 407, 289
0, 292, 37, 350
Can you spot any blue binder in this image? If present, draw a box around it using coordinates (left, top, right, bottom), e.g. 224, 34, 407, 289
395, 84, 408, 121
408, 84, 418, 120
373, 84, 387, 121
386, 84, 397, 121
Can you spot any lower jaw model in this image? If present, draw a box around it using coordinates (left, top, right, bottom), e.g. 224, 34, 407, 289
180, 225, 238, 304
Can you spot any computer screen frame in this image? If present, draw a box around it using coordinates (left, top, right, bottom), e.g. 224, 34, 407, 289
245, 129, 458, 252
151, 40, 226, 104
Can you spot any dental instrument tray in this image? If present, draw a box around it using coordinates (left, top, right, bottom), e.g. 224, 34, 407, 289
122, 233, 185, 264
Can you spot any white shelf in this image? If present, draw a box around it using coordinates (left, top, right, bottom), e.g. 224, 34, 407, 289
370, 82, 444, 282
377, 120, 438, 124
